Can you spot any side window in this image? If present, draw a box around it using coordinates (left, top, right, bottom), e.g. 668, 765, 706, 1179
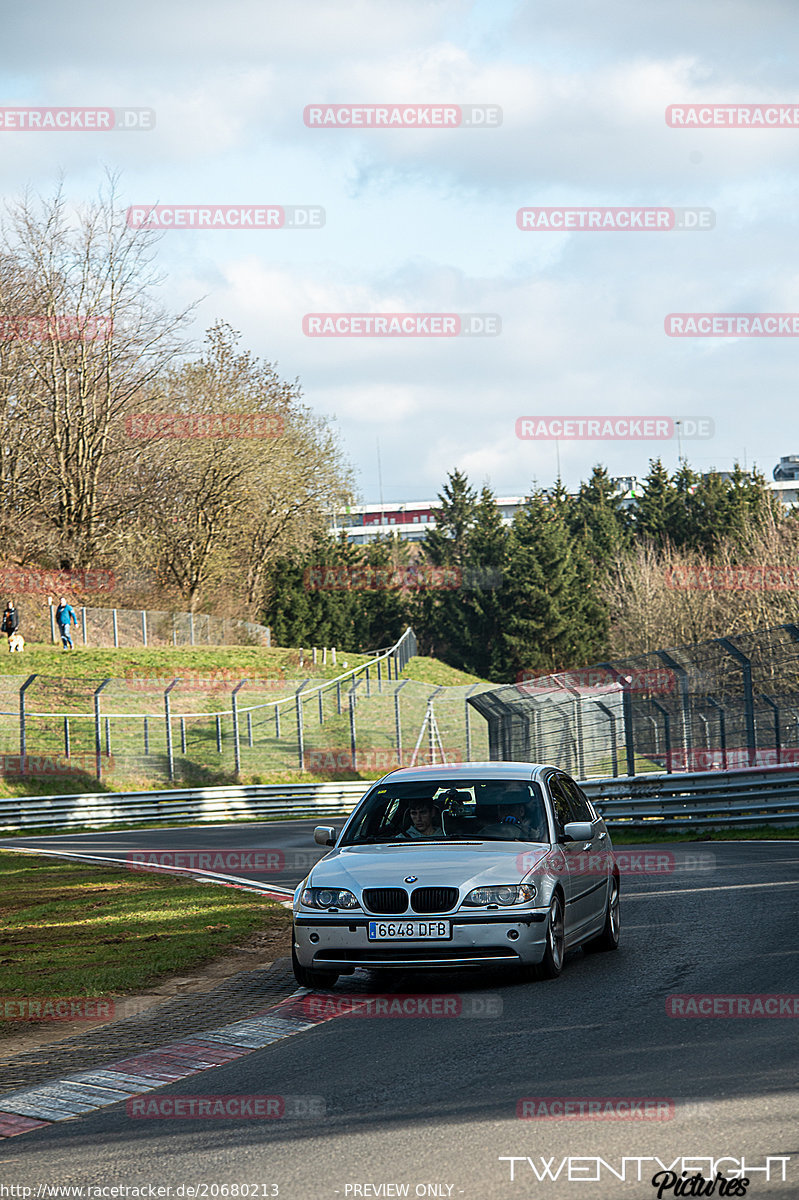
558, 774, 594, 823
547, 776, 572, 831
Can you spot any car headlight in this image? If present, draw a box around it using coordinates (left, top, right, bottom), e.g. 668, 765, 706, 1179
300, 887, 360, 910
463, 884, 537, 907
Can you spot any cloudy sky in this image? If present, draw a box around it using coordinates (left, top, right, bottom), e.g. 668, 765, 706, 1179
3, 0, 798, 503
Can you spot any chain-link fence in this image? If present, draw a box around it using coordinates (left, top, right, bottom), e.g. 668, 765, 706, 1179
19, 603, 272, 648
469, 622, 799, 777
0, 628, 463, 789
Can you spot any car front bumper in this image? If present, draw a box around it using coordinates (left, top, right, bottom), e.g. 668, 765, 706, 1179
293, 909, 550, 970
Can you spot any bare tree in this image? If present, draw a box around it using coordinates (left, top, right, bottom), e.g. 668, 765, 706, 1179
0, 174, 192, 564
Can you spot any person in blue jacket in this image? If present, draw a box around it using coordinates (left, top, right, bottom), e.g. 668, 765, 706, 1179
55, 596, 78, 649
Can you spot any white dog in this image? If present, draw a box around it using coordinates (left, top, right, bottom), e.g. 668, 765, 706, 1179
8, 632, 24, 652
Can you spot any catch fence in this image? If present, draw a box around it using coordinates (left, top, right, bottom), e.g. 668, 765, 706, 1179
469, 622, 799, 777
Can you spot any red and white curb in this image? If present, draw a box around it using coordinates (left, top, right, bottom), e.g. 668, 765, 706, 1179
0, 991, 325, 1138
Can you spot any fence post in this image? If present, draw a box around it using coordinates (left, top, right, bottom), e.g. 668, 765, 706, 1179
105, 717, 111, 757
594, 701, 618, 777
19, 675, 38, 776
94, 679, 111, 781
180, 717, 187, 755
762, 695, 781, 765
295, 679, 310, 772
318, 687, 324, 725
247, 712, 253, 747
715, 638, 756, 767
365, 666, 370, 698
349, 682, 359, 770
336, 679, 341, 715
64, 716, 70, 759
651, 700, 672, 773
464, 684, 479, 761
112, 609, 118, 648
189, 613, 195, 646
232, 680, 246, 779
49, 604, 56, 645
394, 680, 408, 765
164, 679, 179, 782
275, 705, 281, 739
142, 611, 148, 647
144, 716, 150, 755
655, 650, 692, 770
81, 607, 87, 645
216, 715, 222, 753
707, 697, 726, 770
596, 664, 635, 776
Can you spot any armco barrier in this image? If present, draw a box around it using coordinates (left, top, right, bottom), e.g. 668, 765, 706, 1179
2, 763, 799, 833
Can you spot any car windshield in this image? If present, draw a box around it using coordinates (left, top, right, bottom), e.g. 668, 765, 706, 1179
341, 779, 549, 845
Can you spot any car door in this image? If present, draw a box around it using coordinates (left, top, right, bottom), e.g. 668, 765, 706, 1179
544, 773, 582, 939
557, 772, 609, 935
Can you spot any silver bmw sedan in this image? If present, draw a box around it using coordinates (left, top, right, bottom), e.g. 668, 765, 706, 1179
292, 761, 620, 987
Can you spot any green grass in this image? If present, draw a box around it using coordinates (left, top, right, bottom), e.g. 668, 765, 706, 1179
3, 642, 373, 684
399, 656, 490, 687
0, 850, 292, 1036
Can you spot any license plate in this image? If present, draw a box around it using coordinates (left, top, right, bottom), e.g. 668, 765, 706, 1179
367, 920, 451, 941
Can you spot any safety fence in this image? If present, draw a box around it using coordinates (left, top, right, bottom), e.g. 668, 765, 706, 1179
0, 627, 486, 789
21, 603, 273, 649
3, 762, 799, 833
469, 622, 799, 778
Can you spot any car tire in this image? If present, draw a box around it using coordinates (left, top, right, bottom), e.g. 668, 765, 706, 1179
291, 940, 339, 989
532, 892, 565, 980
583, 873, 620, 954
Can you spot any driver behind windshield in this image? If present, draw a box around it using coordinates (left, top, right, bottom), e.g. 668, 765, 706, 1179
402, 799, 443, 839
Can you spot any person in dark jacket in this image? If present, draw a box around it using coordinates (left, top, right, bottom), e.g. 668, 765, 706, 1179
55, 596, 78, 649
1, 601, 19, 643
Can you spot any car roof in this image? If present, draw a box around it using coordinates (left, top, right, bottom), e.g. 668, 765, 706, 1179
379, 761, 556, 784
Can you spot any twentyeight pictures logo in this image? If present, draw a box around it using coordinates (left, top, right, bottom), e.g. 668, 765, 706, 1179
303, 104, 502, 127
303, 314, 500, 336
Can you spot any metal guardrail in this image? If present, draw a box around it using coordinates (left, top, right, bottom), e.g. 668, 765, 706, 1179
0, 780, 373, 832
2, 763, 799, 833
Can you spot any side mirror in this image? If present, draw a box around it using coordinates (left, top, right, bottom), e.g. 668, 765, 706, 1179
562, 821, 594, 843
314, 826, 338, 847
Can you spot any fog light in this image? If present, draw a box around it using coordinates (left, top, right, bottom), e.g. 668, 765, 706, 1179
309, 933, 320, 943
507, 929, 520, 941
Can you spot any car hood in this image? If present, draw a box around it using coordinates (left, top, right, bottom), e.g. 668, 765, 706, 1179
305, 841, 551, 892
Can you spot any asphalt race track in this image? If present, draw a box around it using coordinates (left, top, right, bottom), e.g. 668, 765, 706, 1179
1, 825, 798, 1198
